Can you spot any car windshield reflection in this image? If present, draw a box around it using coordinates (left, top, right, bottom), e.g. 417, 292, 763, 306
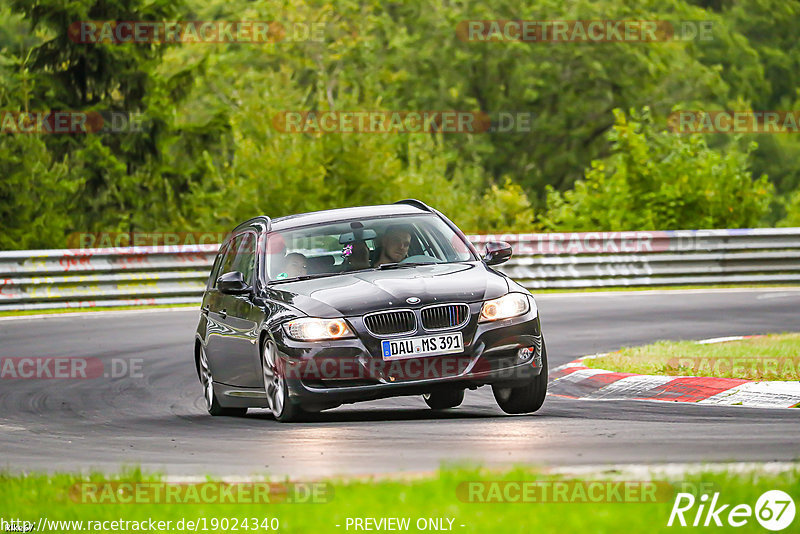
264, 214, 474, 283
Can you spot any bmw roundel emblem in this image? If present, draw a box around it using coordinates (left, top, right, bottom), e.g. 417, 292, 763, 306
406, 297, 421, 304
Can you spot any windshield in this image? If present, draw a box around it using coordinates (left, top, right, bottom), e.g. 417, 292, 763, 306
264, 214, 475, 282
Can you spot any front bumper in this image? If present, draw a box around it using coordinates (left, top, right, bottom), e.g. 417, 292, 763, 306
272, 302, 544, 406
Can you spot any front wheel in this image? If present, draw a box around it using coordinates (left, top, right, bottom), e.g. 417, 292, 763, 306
423, 388, 465, 410
262, 338, 305, 422
492, 340, 548, 414
198, 345, 247, 417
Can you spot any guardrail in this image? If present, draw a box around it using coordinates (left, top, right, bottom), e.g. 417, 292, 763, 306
0, 246, 215, 311
469, 228, 800, 289
1, 228, 799, 311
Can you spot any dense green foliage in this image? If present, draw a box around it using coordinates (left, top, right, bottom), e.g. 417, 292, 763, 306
1, 0, 799, 248
541, 108, 773, 230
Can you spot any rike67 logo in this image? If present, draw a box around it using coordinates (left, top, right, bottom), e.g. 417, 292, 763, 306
668, 490, 795, 530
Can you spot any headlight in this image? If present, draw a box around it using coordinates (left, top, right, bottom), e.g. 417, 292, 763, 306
479, 293, 531, 322
282, 318, 355, 341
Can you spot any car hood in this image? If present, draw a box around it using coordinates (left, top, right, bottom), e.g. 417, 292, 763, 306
266, 262, 510, 317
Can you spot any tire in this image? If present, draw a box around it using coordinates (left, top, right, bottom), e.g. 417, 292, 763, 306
198, 345, 247, 417
261, 337, 305, 422
423, 388, 465, 409
492, 340, 548, 415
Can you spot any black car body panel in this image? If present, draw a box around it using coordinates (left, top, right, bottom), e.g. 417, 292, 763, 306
194, 201, 546, 416
266, 262, 508, 317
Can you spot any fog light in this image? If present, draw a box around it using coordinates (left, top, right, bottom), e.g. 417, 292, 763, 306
517, 347, 534, 362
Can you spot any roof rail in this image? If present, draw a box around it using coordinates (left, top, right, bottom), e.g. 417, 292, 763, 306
394, 199, 433, 212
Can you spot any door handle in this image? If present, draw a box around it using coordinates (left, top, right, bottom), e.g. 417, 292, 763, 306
220, 309, 227, 318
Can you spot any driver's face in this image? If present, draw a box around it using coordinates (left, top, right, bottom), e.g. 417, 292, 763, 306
383, 231, 411, 263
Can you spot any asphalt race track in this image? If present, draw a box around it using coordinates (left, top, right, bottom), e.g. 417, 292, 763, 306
1, 288, 799, 477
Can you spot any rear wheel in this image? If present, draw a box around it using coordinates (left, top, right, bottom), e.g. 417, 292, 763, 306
493, 340, 548, 414
198, 345, 247, 417
262, 338, 305, 422
423, 388, 465, 409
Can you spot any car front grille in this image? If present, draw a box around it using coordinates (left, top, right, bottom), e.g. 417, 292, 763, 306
363, 310, 416, 336
421, 304, 469, 331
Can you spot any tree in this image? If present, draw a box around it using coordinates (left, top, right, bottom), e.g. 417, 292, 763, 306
5, 0, 232, 242
779, 190, 800, 228
338, 0, 734, 196
0, 135, 79, 249
541, 108, 773, 231
177, 0, 536, 234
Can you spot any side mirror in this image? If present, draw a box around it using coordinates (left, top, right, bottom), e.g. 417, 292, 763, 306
217, 271, 251, 295
483, 241, 513, 266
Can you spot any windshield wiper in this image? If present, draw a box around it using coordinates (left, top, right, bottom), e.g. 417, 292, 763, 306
268, 272, 341, 284
377, 262, 433, 270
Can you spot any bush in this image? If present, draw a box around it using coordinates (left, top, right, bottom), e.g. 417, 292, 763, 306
778, 190, 800, 227
541, 108, 774, 231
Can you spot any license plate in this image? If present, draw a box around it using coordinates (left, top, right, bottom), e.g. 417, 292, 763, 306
381, 333, 463, 360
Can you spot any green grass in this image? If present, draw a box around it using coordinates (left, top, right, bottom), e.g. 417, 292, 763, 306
1, 467, 798, 533
586, 333, 800, 380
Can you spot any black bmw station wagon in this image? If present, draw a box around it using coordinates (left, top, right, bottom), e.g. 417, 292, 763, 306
195, 200, 547, 421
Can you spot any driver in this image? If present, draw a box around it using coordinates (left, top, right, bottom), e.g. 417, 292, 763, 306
373, 225, 412, 267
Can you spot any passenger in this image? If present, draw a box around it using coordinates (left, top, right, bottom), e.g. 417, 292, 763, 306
373, 225, 412, 267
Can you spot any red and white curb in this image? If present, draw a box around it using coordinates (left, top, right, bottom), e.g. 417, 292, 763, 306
549, 337, 800, 409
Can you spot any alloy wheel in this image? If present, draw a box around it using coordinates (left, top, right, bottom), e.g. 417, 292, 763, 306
262, 339, 284, 417
199, 345, 214, 411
